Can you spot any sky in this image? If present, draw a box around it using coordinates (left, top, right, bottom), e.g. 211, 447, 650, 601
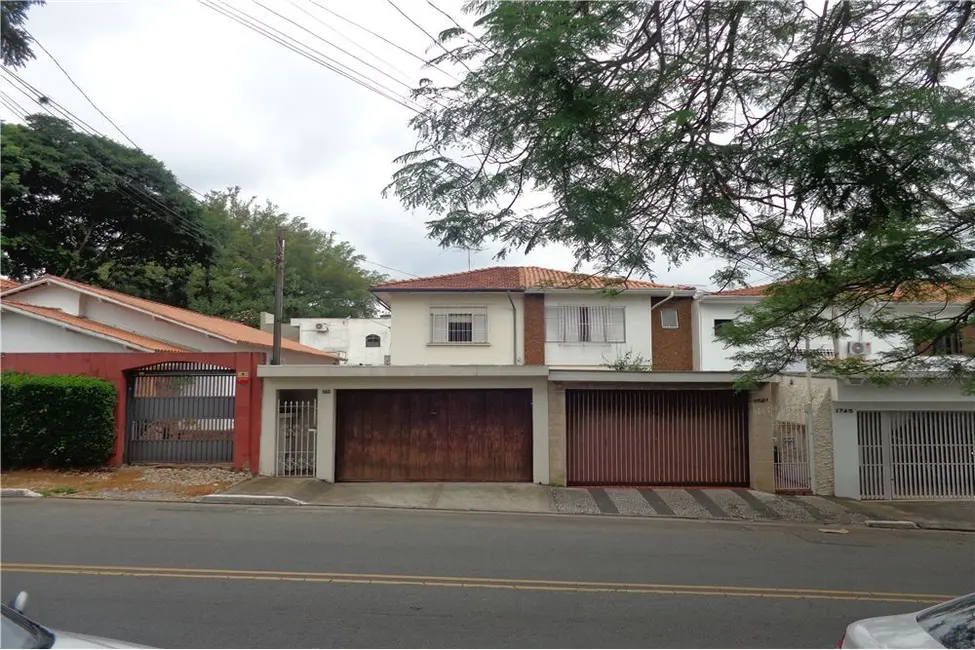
0, 0, 754, 289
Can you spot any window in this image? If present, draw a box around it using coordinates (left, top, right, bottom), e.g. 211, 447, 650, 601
430, 309, 488, 344
364, 334, 381, 348
713, 319, 734, 338
545, 305, 625, 343
660, 308, 679, 329
916, 593, 975, 649
916, 330, 963, 356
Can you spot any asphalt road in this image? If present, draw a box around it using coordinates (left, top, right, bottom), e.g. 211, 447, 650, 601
2, 499, 972, 649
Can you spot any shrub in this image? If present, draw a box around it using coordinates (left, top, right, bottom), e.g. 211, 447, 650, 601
1, 372, 117, 469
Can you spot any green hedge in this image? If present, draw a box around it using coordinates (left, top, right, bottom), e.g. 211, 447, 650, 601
1, 372, 117, 469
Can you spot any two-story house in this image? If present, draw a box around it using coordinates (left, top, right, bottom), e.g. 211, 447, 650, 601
260, 266, 773, 494
371, 266, 698, 370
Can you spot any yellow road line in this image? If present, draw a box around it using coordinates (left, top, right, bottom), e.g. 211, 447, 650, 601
0, 562, 950, 604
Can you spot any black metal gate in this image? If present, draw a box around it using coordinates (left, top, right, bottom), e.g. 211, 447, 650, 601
126, 362, 236, 464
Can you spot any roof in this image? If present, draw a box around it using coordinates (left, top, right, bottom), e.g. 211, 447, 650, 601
0, 278, 20, 291
2, 301, 189, 352
372, 266, 696, 292
2, 275, 337, 359
710, 280, 975, 304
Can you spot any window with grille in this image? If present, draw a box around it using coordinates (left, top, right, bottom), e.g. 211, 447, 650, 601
430, 309, 488, 344
364, 334, 381, 348
545, 305, 625, 343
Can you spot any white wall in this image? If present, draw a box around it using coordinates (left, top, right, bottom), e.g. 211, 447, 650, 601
0, 311, 131, 353
292, 317, 391, 366
386, 292, 523, 365
81, 299, 238, 352
543, 293, 653, 367
695, 299, 967, 372
11, 285, 82, 315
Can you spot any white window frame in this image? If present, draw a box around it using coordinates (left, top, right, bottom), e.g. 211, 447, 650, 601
429, 307, 489, 345
659, 307, 680, 329
545, 305, 626, 343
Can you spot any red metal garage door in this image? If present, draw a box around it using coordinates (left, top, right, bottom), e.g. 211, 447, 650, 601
336, 389, 533, 482
566, 389, 749, 486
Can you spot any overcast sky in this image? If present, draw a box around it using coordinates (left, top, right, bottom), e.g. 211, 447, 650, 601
1, 0, 760, 288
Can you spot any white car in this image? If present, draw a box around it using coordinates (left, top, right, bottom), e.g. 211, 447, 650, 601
840, 592, 975, 649
1, 592, 153, 649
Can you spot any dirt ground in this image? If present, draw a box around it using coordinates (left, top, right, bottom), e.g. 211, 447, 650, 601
0, 466, 250, 501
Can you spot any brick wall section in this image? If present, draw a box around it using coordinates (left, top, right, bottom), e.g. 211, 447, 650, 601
650, 297, 694, 371
523, 294, 546, 365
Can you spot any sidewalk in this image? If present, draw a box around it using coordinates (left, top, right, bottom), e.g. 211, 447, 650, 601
213, 477, 975, 531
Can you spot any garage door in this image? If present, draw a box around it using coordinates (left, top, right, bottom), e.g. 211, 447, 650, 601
336, 389, 533, 482
858, 410, 975, 500
566, 389, 749, 486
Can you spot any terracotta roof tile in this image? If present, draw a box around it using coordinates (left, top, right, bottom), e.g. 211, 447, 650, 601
713, 280, 974, 304
0, 278, 20, 291
712, 283, 777, 297
372, 266, 695, 292
3, 301, 189, 352
6, 276, 337, 359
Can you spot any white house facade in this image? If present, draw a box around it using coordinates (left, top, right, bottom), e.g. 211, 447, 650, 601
290, 316, 391, 366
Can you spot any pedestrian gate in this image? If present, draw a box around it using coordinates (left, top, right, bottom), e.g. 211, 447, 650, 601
276, 390, 317, 477
773, 422, 811, 493
858, 410, 975, 500
126, 362, 236, 464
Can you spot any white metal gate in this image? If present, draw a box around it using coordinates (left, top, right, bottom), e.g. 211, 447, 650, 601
857, 410, 975, 500
774, 422, 811, 492
276, 396, 317, 477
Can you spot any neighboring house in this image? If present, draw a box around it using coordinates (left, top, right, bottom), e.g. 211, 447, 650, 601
289, 316, 391, 366
0, 278, 21, 291
371, 266, 698, 370
694, 283, 975, 371
0, 275, 338, 364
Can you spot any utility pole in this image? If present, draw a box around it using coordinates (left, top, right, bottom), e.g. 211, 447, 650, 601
271, 225, 285, 365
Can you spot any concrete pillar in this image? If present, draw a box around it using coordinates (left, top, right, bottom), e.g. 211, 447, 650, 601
316, 388, 335, 482
748, 382, 776, 492
548, 382, 567, 486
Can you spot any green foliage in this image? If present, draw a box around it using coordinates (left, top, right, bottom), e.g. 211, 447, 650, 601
1, 372, 117, 469
1, 115, 215, 286
388, 0, 975, 387
605, 351, 652, 372
0, 1, 44, 68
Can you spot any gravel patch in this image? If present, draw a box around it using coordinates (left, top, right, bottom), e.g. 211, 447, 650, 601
704, 489, 756, 520
799, 496, 867, 524
605, 489, 654, 516
657, 489, 712, 519
136, 467, 247, 487
83, 489, 199, 501
552, 488, 601, 514
750, 490, 816, 522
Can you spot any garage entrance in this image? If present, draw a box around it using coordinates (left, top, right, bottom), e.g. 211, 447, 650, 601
335, 389, 533, 482
566, 389, 749, 486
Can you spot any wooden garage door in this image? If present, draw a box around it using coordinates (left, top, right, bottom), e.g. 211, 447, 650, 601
566, 389, 749, 486
336, 389, 533, 482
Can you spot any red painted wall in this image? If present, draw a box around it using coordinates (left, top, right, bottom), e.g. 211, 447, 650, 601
1, 352, 264, 472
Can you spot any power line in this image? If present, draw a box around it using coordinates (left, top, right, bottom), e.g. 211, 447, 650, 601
198, 0, 420, 113
0, 90, 29, 119
304, 0, 461, 83
385, 0, 473, 73
360, 258, 419, 278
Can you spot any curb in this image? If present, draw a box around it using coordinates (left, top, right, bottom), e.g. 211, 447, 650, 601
1, 488, 43, 498
199, 494, 306, 506
865, 519, 919, 530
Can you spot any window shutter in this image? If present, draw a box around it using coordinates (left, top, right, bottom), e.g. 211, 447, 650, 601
607, 307, 625, 342
588, 306, 606, 342
545, 307, 561, 342
563, 307, 580, 342
431, 313, 448, 343
472, 313, 488, 343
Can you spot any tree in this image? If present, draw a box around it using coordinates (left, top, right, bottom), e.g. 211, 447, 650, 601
182, 188, 384, 327
387, 1, 975, 389
1, 1, 45, 69
1, 115, 215, 295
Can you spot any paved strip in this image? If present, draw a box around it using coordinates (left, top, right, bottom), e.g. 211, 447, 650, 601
587, 488, 619, 514
785, 495, 826, 520
733, 489, 783, 520
637, 489, 675, 516
688, 489, 730, 519
0, 563, 951, 604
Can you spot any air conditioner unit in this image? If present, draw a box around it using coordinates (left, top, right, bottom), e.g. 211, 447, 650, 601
847, 341, 872, 356
315, 323, 328, 332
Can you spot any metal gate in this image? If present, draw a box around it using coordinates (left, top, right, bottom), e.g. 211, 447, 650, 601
566, 389, 749, 486
858, 410, 975, 500
276, 393, 317, 477
773, 422, 811, 492
126, 362, 236, 464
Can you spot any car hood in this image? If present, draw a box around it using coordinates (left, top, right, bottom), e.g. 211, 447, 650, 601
845, 612, 942, 649
51, 629, 156, 649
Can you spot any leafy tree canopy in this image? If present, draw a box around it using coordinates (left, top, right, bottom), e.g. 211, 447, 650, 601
387, 0, 975, 389
0, 0, 44, 69
1, 115, 216, 292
